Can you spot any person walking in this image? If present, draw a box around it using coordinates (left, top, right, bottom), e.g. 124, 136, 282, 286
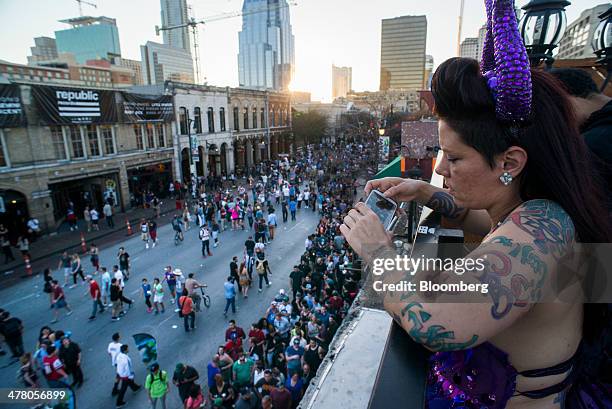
142, 278, 153, 313
255, 251, 272, 292
86, 275, 105, 320
223, 276, 237, 316
163, 266, 177, 305
179, 289, 195, 332
289, 198, 297, 221
100, 267, 111, 306
145, 362, 169, 409
108, 332, 122, 396
211, 221, 220, 248
239, 262, 250, 298
50, 280, 72, 323
16, 236, 30, 258
267, 210, 277, 241
199, 225, 212, 258
140, 219, 150, 249
70, 254, 85, 288
110, 278, 122, 321
149, 219, 158, 248
115, 344, 141, 408
57, 251, 72, 287
117, 248, 131, 280
103, 201, 114, 228
230, 256, 242, 294
90, 208, 100, 231
281, 201, 288, 223
84, 206, 92, 232
89, 244, 100, 273
153, 278, 166, 315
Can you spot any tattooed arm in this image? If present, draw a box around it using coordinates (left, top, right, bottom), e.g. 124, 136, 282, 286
377, 199, 574, 352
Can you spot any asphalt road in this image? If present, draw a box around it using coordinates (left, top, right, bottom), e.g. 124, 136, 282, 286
0, 202, 320, 409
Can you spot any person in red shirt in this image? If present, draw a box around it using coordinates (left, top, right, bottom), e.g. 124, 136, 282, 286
225, 320, 246, 344
86, 276, 105, 320
179, 289, 195, 332
43, 345, 70, 389
50, 280, 72, 324
248, 322, 265, 357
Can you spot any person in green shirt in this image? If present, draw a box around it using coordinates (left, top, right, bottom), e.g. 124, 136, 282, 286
232, 352, 255, 388
145, 362, 169, 409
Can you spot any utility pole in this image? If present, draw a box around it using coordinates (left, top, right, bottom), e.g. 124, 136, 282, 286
457, 0, 465, 56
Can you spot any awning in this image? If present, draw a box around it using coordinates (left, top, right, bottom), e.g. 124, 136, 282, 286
374, 156, 405, 179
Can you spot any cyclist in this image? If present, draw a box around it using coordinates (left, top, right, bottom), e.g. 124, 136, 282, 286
172, 214, 184, 242
184, 273, 207, 312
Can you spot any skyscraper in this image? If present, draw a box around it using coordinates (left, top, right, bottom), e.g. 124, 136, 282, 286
380, 15, 427, 91
27, 37, 59, 65
557, 3, 609, 60
332, 65, 352, 100
141, 41, 194, 84
238, 0, 295, 91
55, 16, 121, 64
160, 0, 191, 53
460, 37, 479, 60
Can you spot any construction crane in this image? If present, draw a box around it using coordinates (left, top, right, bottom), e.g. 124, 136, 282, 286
456, 0, 465, 56
76, 0, 97, 16
155, 1, 298, 84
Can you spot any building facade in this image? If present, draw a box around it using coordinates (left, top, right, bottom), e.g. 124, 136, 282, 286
380, 15, 427, 91
238, 0, 295, 91
55, 16, 122, 64
160, 0, 191, 53
346, 90, 421, 116
423, 55, 434, 90
140, 41, 194, 85
557, 4, 609, 60
111, 57, 144, 86
0, 82, 174, 236
460, 37, 479, 60
27, 37, 59, 65
332, 65, 352, 100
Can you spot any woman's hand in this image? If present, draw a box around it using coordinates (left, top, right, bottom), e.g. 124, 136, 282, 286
364, 177, 425, 203
340, 202, 393, 265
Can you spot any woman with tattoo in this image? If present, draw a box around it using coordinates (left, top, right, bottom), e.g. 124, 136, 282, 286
340, 1, 611, 408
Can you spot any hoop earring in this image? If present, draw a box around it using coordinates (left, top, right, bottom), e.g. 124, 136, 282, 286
499, 171, 513, 186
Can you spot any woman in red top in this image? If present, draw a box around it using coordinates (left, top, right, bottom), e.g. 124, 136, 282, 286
179, 289, 195, 332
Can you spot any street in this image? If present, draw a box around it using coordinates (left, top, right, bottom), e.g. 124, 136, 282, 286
0, 203, 320, 409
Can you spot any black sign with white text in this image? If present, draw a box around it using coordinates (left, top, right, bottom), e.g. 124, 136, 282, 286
0, 84, 26, 128
120, 93, 174, 123
31, 85, 117, 125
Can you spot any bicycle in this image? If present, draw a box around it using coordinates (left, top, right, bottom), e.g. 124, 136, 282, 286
174, 230, 184, 246
199, 285, 211, 308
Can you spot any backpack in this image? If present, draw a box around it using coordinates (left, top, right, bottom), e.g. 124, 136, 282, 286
256, 259, 266, 274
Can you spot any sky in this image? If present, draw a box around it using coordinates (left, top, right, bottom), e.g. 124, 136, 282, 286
0, 0, 605, 102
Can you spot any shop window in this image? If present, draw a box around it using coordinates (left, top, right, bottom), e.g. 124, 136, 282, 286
69, 126, 84, 158
219, 108, 226, 132
193, 107, 202, 134
50, 126, 67, 160
252, 107, 258, 129
87, 125, 100, 156
179, 107, 188, 135
243, 107, 249, 129
277, 110, 282, 126
207, 107, 215, 133
155, 123, 165, 148
145, 123, 155, 149
233, 107, 239, 131
101, 126, 115, 155
134, 124, 144, 150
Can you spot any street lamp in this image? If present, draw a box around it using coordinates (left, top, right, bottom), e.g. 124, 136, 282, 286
519, 0, 570, 68
592, 6, 612, 91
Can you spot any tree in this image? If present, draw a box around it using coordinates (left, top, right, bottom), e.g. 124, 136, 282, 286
291, 109, 329, 146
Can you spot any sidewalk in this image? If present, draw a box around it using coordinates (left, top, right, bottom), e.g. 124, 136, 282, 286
1, 200, 179, 276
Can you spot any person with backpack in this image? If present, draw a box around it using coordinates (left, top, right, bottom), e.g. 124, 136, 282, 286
255, 250, 272, 293
145, 362, 169, 409
199, 225, 212, 258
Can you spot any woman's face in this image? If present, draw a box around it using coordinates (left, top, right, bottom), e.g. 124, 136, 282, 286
436, 120, 502, 209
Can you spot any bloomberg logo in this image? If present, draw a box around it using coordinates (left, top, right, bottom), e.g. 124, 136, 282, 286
55, 90, 99, 102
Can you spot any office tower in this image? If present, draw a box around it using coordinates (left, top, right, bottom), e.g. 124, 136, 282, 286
460, 37, 479, 59
380, 15, 427, 91
423, 55, 434, 90
55, 16, 121, 64
238, 0, 295, 91
27, 37, 59, 65
160, 0, 191, 53
332, 65, 352, 100
557, 3, 609, 59
141, 41, 195, 84
477, 24, 487, 61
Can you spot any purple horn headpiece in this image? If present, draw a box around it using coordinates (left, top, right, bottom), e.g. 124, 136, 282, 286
481, 0, 532, 123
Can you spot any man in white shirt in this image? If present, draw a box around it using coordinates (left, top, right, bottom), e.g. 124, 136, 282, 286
115, 344, 141, 407
103, 203, 114, 228
113, 266, 125, 289
90, 208, 100, 231
108, 332, 122, 396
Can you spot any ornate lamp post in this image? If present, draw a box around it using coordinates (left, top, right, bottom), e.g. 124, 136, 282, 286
519, 0, 570, 68
592, 6, 612, 91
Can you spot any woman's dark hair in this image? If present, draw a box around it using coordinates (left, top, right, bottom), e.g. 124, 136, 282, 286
431, 57, 611, 244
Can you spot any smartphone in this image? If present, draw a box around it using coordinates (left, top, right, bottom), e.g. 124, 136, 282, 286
364, 189, 398, 230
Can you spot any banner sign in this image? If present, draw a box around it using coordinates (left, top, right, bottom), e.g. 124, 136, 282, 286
0, 84, 26, 128
120, 93, 174, 123
379, 136, 390, 162
31, 85, 117, 125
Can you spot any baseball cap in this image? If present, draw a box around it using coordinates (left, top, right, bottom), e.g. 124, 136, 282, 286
293, 338, 300, 345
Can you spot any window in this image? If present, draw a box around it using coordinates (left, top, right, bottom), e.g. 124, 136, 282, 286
252, 107, 258, 128
134, 124, 144, 150
69, 126, 84, 158
179, 107, 188, 135
50, 126, 67, 159
278, 110, 282, 126
233, 107, 239, 131
243, 107, 249, 129
261, 108, 265, 128
145, 123, 155, 149
86, 125, 100, 156
219, 108, 226, 131
155, 123, 165, 148
207, 107, 215, 133
270, 109, 275, 127
101, 126, 115, 155
193, 107, 202, 134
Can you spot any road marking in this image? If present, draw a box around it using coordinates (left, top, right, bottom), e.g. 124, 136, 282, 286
1, 292, 37, 308
130, 289, 140, 295
157, 314, 173, 327
287, 221, 304, 232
